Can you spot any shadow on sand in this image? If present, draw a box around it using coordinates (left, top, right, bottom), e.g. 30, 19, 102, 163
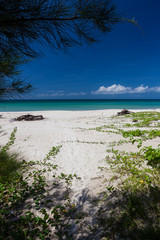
2, 176, 160, 240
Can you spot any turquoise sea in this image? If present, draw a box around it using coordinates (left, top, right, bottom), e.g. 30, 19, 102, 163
0, 99, 160, 112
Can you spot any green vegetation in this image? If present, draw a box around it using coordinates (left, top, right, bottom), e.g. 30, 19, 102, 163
0, 128, 20, 183
91, 124, 160, 143
120, 128, 160, 140
121, 111, 160, 127
90, 112, 160, 146
106, 148, 160, 189
131, 111, 160, 127
99, 146, 160, 239
1, 111, 160, 239
0, 150, 21, 183
1, 127, 17, 151
142, 146, 160, 168
0, 129, 81, 239
44, 145, 62, 161
86, 112, 160, 238
94, 111, 160, 239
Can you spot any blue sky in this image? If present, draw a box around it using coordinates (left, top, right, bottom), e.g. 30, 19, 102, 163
22, 0, 160, 99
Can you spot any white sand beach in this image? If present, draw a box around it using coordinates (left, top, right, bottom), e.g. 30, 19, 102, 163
1, 109, 160, 238
0, 109, 160, 192
0, 109, 159, 197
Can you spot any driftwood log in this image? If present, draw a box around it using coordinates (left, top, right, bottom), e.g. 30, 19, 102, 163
14, 114, 44, 121
117, 109, 133, 116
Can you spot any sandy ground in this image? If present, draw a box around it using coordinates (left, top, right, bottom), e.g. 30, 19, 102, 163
0, 110, 118, 191
0, 109, 160, 238
0, 109, 160, 195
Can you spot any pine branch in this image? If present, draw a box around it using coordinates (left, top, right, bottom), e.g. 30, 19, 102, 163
0, 53, 32, 98
0, 0, 120, 58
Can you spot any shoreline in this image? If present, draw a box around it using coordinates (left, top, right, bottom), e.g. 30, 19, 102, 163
1, 107, 160, 113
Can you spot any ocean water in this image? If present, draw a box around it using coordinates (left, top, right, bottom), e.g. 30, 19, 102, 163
0, 99, 160, 112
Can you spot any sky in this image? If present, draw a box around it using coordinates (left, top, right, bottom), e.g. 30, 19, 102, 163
22, 0, 160, 99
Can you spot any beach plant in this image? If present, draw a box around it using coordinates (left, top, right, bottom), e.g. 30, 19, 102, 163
77, 139, 105, 144
0, 150, 21, 183
91, 123, 160, 146
90, 125, 120, 135
131, 111, 160, 127
120, 129, 160, 140
0, 133, 82, 240
131, 138, 143, 148
99, 145, 160, 239
141, 146, 160, 168
0, 128, 20, 183
120, 129, 145, 138
94, 113, 160, 238
2, 111, 160, 239
44, 145, 62, 161
116, 111, 160, 128
1, 127, 17, 151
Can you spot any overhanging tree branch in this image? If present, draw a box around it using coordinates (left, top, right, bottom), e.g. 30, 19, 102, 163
0, 0, 121, 58
0, 0, 138, 98
0, 53, 32, 98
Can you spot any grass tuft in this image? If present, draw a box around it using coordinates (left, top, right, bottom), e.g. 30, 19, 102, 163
0, 150, 21, 183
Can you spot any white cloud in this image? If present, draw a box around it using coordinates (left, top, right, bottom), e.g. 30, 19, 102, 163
92, 84, 160, 95
37, 91, 64, 97
150, 87, 160, 92
93, 84, 131, 94
132, 85, 148, 93
37, 91, 86, 97
50, 92, 64, 97
46, 90, 64, 94
67, 92, 86, 96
